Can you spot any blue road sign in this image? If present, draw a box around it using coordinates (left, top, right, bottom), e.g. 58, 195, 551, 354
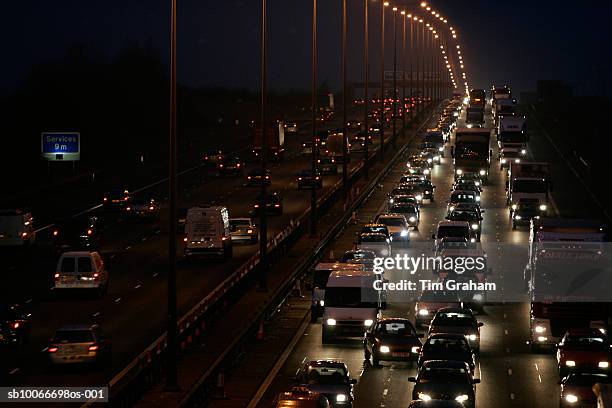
41, 132, 80, 161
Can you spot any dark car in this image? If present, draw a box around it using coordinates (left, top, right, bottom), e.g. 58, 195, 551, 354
408, 401, 463, 408
218, 156, 244, 176
559, 373, 612, 407
339, 250, 376, 269
252, 192, 283, 216
52, 216, 103, 249
293, 359, 357, 408
317, 156, 338, 175
418, 179, 436, 201
556, 328, 612, 378
446, 208, 482, 241
418, 333, 476, 373
446, 191, 479, 217
359, 224, 391, 241
297, 169, 323, 190
364, 318, 423, 366
512, 200, 541, 230
102, 189, 131, 211
388, 203, 420, 229
415, 290, 462, 328
125, 198, 160, 221
246, 169, 271, 186
202, 149, 224, 166
0, 304, 31, 347
452, 178, 482, 193
355, 233, 391, 257
409, 360, 479, 408
428, 308, 483, 353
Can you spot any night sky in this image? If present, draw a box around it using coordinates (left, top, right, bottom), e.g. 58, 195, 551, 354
2, 0, 611, 98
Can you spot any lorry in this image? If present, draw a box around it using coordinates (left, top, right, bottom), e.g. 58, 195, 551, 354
0, 209, 34, 246
310, 262, 366, 322
323, 131, 349, 163
507, 162, 551, 218
452, 128, 492, 182
497, 116, 528, 151
184, 206, 233, 258
490, 85, 512, 103
252, 121, 285, 161
469, 89, 486, 108
465, 107, 485, 128
492, 99, 516, 125
524, 218, 611, 352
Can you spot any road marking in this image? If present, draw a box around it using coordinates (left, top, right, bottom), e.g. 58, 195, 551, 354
152, 272, 159, 277
382, 388, 388, 396
504, 329, 508, 335
92, 312, 100, 317
510, 393, 515, 400
508, 368, 512, 376
9, 368, 20, 375
134, 284, 142, 289
125, 246, 132, 250
114, 297, 122, 303
506, 347, 510, 354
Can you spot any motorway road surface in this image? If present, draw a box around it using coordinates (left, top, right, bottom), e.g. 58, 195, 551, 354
0, 107, 416, 389
254, 105, 602, 408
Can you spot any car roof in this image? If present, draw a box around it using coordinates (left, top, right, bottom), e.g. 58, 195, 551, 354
229, 217, 253, 222
436, 307, 475, 315
437, 221, 470, 227
60, 251, 96, 257
304, 359, 347, 369
565, 328, 605, 337
427, 333, 468, 340
377, 213, 406, 219
421, 360, 470, 369
56, 324, 98, 331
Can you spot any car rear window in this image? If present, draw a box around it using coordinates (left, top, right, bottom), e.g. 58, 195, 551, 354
77, 257, 93, 273
53, 330, 94, 343
60, 257, 75, 273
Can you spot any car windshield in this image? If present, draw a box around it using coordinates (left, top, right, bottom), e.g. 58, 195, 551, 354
362, 226, 388, 234
375, 321, 417, 336
392, 204, 417, 213
360, 234, 388, 242
564, 336, 608, 349
60, 258, 75, 273
418, 368, 469, 384
565, 373, 612, 386
324, 287, 379, 308
502, 151, 520, 158
377, 218, 405, 227
437, 226, 469, 239
77, 257, 93, 273
512, 179, 547, 193
451, 193, 476, 203
342, 252, 375, 261
433, 312, 475, 326
230, 220, 250, 227
304, 366, 349, 385
449, 211, 479, 221
424, 337, 470, 353
53, 330, 94, 343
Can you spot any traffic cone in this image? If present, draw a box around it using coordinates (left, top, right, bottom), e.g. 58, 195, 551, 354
256, 320, 265, 340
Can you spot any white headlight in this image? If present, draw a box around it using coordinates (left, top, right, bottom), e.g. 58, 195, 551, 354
521, 149, 526, 155
475, 196, 481, 201
364, 319, 374, 327
539, 204, 547, 211
319, 300, 325, 306
564, 394, 578, 403
511, 204, 517, 210
479, 169, 486, 176
336, 394, 348, 403
537, 336, 548, 342
467, 124, 473, 128
501, 159, 507, 164
515, 158, 521, 163
474, 181, 480, 186
599, 361, 609, 368
434, 156, 440, 161
470, 238, 476, 243
418, 393, 432, 401
418, 309, 429, 316
455, 395, 469, 402
424, 169, 430, 175
379, 345, 390, 353
456, 169, 463, 175
514, 215, 522, 220
535, 325, 546, 333
411, 346, 420, 353
468, 334, 477, 341
565, 360, 576, 367
389, 199, 394, 203
449, 206, 455, 212
401, 230, 409, 237
409, 216, 416, 222
471, 224, 479, 230
599, 328, 607, 334
439, 147, 444, 152
326, 318, 337, 326
381, 249, 389, 256
427, 158, 432, 163
416, 195, 423, 201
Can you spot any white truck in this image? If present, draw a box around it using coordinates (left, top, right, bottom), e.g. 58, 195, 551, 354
0, 209, 34, 246
323, 131, 349, 163
507, 162, 551, 217
184, 206, 233, 258
322, 268, 383, 343
497, 116, 527, 151
311, 262, 366, 322
525, 218, 611, 351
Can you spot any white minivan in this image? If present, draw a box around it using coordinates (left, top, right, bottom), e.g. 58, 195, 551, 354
54, 251, 109, 295
322, 268, 383, 343
184, 206, 232, 258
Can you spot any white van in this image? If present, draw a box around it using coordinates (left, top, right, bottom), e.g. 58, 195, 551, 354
0, 209, 34, 246
184, 206, 232, 258
322, 268, 383, 343
54, 251, 108, 295
311, 262, 366, 322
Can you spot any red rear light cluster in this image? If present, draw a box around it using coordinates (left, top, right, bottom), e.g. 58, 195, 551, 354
48, 347, 58, 353
54, 273, 60, 281
12, 322, 20, 329
88, 345, 99, 352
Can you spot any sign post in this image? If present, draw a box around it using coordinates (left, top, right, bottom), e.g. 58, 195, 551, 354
41, 132, 80, 161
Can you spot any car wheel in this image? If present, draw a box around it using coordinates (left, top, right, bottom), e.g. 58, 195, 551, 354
512, 221, 516, 230
364, 347, 371, 361
372, 352, 381, 368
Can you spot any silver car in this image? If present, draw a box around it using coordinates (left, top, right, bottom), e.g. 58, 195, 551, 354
229, 218, 258, 243
47, 324, 111, 366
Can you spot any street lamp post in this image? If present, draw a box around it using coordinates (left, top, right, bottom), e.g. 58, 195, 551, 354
310, 0, 318, 236
363, 0, 369, 179
258, 0, 269, 291
166, 0, 178, 389
409, 16, 414, 121
392, 7, 398, 147
379, 1, 387, 163
401, 11, 406, 135
342, 0, 348, 197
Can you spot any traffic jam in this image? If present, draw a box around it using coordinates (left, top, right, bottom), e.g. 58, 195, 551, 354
270, 88, 612, 408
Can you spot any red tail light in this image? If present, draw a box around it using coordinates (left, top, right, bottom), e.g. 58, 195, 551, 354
274, 204, 280, 208
124, 197, 129, 201
54, 273, 60, 281
53, 230, 59, 236
12, 322, 20, 329
103, 197, 108, 202
87, 229, 93, 235
183, 237, 188, 242
88, 345, 99, 352
48, 347, 58, 353
93, 273, 99, 280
